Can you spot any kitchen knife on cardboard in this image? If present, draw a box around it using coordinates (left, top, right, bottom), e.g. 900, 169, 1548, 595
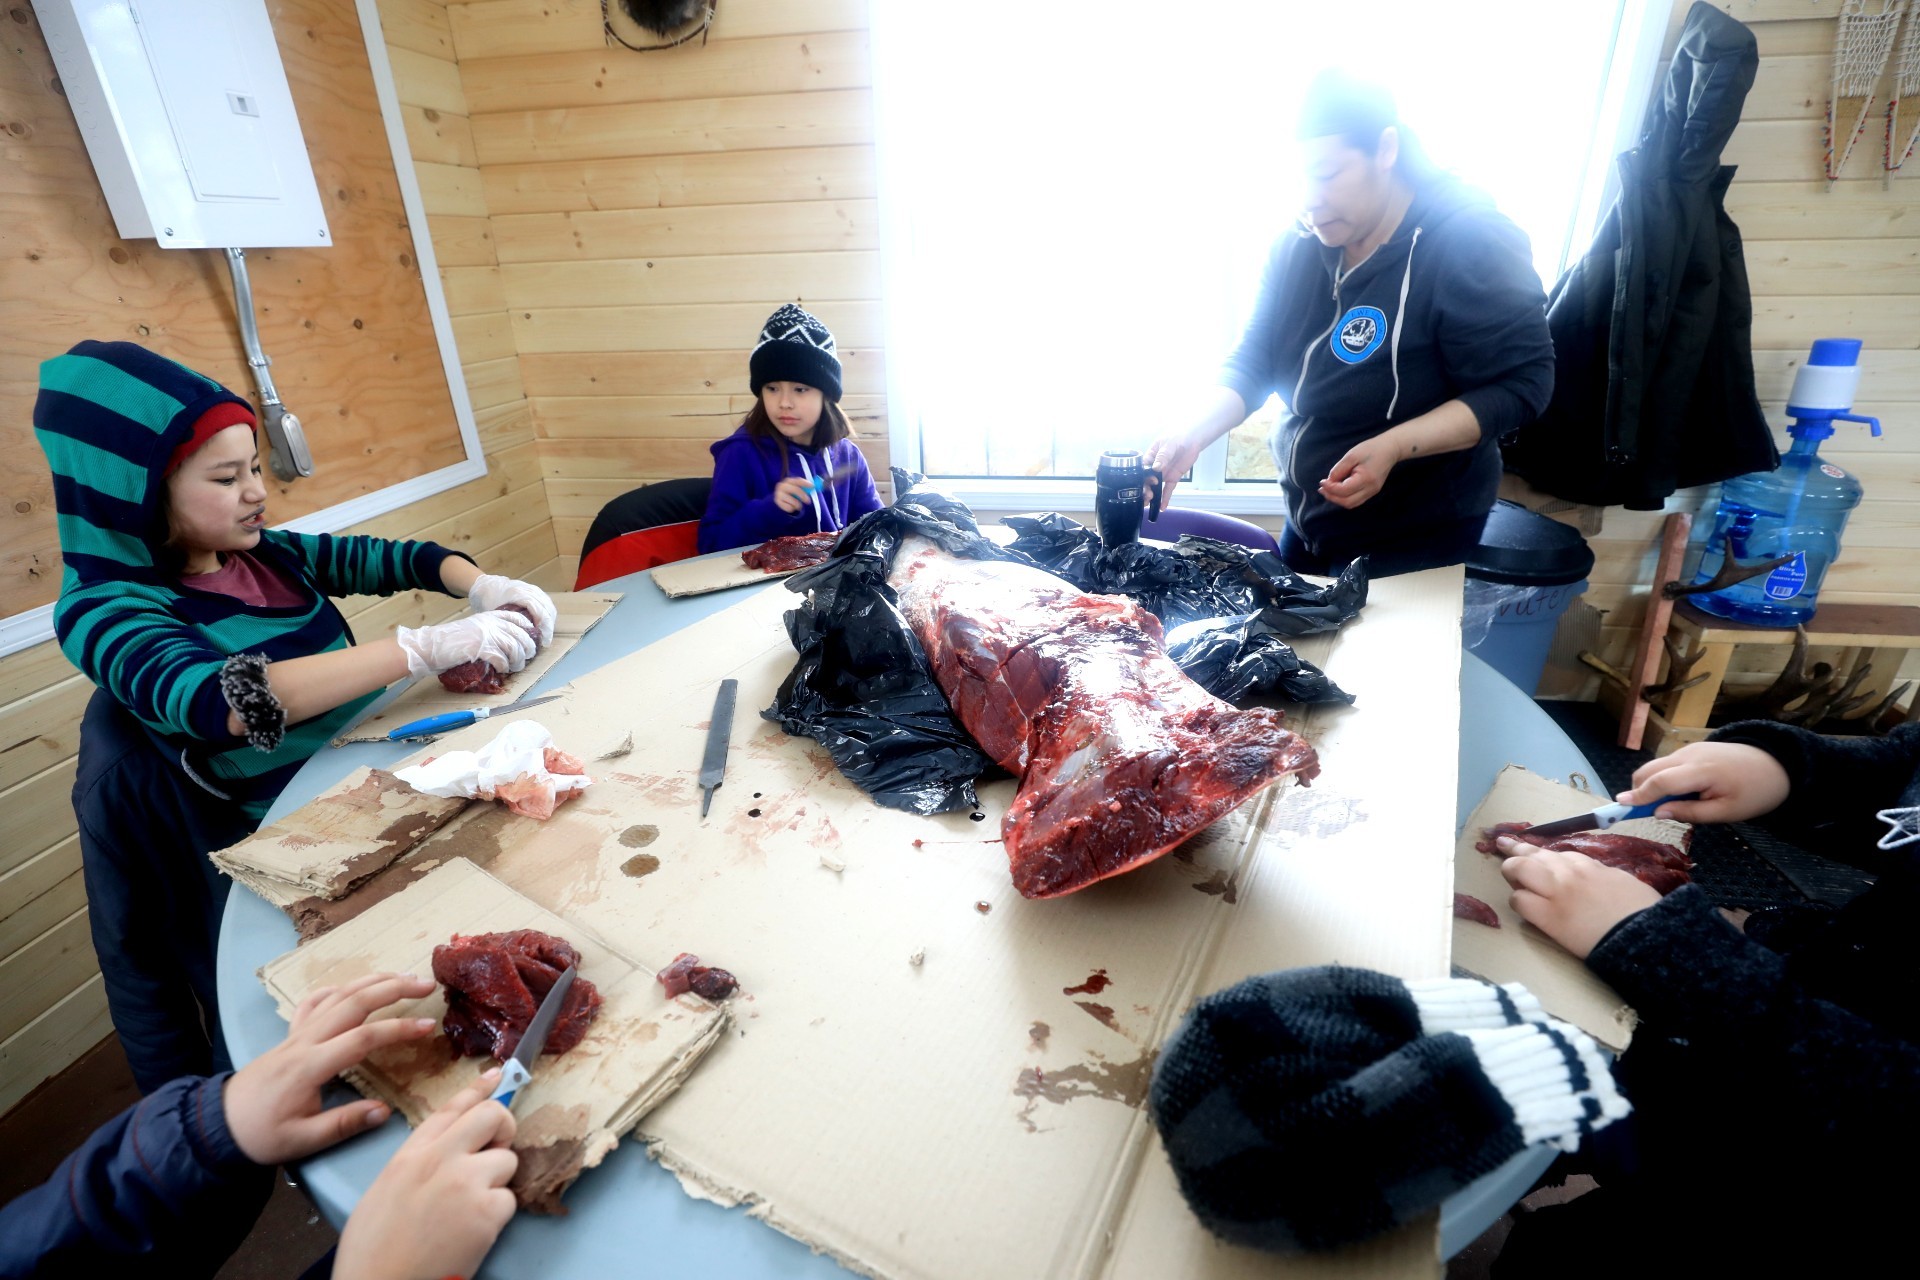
699, 679, 738, 818
488, 964, 576, 1110
1523, 793, 1700, 840
330, 693, 563, 747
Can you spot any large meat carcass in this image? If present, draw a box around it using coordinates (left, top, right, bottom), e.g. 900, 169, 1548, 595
891, 538, 1320, 899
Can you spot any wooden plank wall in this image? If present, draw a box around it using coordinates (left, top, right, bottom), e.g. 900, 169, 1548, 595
0, 0, 560, 1116
1525, 0, 1920, 699
443, 0, 886, 582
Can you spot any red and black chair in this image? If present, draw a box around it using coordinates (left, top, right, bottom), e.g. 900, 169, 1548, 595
573, 477, 712, 589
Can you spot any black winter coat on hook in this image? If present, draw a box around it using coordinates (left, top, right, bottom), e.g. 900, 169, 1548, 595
618, 0, 709, 36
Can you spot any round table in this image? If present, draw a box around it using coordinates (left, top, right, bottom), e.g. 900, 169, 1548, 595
218, 564, 1597, 1274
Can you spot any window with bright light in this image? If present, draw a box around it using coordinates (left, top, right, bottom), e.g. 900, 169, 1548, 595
870, 1, 1667, 506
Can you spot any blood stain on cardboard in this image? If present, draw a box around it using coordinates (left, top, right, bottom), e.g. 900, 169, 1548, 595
1028, 1021, 1049, 1051
1075, 1002, 1121, 1034
1063, 969, 1110, 995
1012, 1049, 1159, 1132
621, 853, 661, 879
618, 825, 659, 848
1192, 870, 1239, 903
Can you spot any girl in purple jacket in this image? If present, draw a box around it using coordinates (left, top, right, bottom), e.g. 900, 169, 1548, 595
697, 304, 883, 554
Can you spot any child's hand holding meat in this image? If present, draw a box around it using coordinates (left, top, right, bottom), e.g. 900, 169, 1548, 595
1617, 740, 1791, 825
1494, 841, 1661, 959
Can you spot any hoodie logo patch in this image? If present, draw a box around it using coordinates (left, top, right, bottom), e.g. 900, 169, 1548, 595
1330, 306, 1387, 364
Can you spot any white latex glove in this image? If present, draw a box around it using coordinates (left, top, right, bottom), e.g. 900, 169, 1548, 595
467, 574, 556, 646
396, 611, 537, 679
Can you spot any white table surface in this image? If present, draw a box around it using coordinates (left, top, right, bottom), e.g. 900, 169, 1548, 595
217, 560, 1596, 1274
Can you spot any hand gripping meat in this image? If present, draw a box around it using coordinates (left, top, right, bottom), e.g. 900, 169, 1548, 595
891, 539, 1319, 898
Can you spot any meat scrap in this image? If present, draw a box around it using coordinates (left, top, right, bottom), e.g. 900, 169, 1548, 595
657, 952, 738, 1001
431, 929, 603, 1060
439, 603, 541, 695
483, 745, 588, 821
1453, 892, 1501, 928
1477, 821, 1694, 895
891, 539, 1319, 899
743, 530, 840, 574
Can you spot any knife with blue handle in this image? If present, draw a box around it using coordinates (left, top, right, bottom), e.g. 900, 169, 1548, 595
1523, 793, 1700, 840
330, 693, 562, 747
488, 964, 576, 1110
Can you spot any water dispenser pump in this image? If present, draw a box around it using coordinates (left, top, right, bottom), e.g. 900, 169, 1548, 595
1688, 339, 1882, 626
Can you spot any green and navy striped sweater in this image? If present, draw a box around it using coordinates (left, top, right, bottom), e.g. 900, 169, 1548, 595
35, 340, 467, 821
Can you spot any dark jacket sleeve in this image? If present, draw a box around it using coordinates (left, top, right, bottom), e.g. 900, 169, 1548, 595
1427, 211, 1554, 440
1219, 238, 1298, 414
0, 1074, 272, 1278
699, 441, 812, 553
1587, 885, 1920, 1146
1708, 719, 1920, 871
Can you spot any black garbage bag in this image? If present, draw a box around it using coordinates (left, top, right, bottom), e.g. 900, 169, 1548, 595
765, 473, 1367, 814
763, 475, 1013, 815
1003, 513, 1368, 700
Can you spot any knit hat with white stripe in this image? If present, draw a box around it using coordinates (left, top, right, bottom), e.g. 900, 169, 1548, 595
749, 303, 843, 402
1148, 965, 1629, 1254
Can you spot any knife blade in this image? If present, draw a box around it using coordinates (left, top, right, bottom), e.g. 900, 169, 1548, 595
330, 693, 563, 747
699, 679, 738, 818
1523, 792, 1698, 840
804, 461, 862, 494
488, 964, 576, 1109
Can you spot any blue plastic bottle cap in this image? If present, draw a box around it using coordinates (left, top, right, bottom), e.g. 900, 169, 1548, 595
1806, 338, 1862, 367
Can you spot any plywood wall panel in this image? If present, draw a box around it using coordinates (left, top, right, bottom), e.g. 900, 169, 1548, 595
376, 0, 457, 59
482, 144, 876, 215
461, 30, 870, 113
501, 250, 881, 308
519, 348, 886, 398
492, 199, 878, 263
0, 977, 112, 1118
471, 88, 874, 165
0, 841, 84, 967
512, 299, 883, 354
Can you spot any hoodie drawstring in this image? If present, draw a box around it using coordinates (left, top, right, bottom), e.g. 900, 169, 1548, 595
796, 453, 824, 532
1385, 226, 1422, 422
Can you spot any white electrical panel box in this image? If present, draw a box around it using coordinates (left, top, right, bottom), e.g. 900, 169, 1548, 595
34, 0, 330, 249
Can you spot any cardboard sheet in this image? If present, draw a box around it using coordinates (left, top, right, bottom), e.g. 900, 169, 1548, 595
338, 592, 621, 740
246, 562, 1465, 1275
258, 857, 728, 1209
210, 767, 467, 908
650, 552, 800, 598
1451, 765, 1692, 1051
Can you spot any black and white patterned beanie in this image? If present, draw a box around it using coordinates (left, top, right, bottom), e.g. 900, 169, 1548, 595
749, 303, 842, 402
1148, 965, 1629, 1254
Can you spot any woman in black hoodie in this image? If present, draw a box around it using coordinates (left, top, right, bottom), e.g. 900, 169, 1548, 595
1146, 70, 1553, 577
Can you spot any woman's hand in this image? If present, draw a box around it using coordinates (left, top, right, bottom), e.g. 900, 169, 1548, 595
224, 973, 438, 1166
772, 476, 815, 515
1619, 741, 1791, 825
467, 575, 557, 646
1318, 434, 1406, 509
396, 611, 538, 679
333, 1073, 519, 1280
1495, 841, 1661, 960
1140, 433, 1205, 509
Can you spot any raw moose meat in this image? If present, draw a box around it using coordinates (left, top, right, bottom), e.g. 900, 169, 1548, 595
743, 530, 840, 574
488, 746, 588, 821
657, 952, 738, 1000
1477, 821, 1694, 895
1453, 892, 1501, 928
890, 538, 1319, 899
431, 929, 603, 1060
439, 603, 540, 696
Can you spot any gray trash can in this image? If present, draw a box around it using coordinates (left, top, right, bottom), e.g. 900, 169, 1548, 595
1463, 501, 1595, 696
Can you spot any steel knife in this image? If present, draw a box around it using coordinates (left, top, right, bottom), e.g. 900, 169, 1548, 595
1523, 792, 1699, 840
330, 693, 563, 747
488, 964, 576, 1109
699, 679, 738, 818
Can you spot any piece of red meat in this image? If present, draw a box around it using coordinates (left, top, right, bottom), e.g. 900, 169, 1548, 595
657, 951, 738, 1000
1476, 820, 1694, 895
743, 530, 840, 574
890, 539, 1320, 900
1453, 892, 1501, 928
439, 603, 540, 695
431, 929, 603, 1060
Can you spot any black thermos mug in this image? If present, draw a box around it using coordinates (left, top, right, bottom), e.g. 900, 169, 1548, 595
1094, 450, 1162, 547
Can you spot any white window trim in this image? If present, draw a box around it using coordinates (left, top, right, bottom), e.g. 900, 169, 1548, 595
2, 1, 485, 660
872, 0, 1671, 517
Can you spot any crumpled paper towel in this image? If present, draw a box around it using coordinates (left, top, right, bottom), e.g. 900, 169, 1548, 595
396, 720, 590, 820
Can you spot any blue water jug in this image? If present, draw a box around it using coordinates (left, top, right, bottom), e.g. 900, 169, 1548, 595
1688, 339, 1881, 627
